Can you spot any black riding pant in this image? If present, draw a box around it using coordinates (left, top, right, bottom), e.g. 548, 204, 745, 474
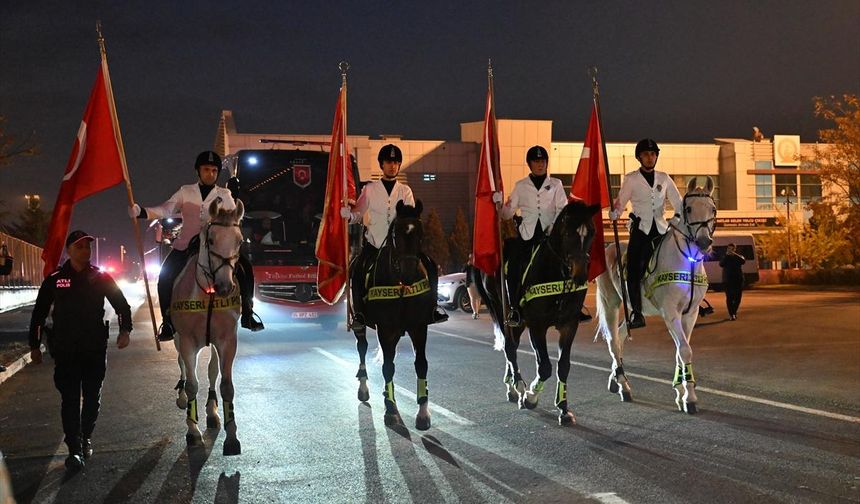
724, 280, 743, 317
506, 235, 541, 309
158, 243, 256, 322
53, 350, 106, 453
626, 220, 662, 313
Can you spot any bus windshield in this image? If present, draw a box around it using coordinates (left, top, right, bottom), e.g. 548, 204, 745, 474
235, 149, 330, 267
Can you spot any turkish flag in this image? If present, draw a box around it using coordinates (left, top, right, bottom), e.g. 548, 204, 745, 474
570, 103, 610, 280
472, 78, 503, 276
42, 60, 125, 276
315, 83, 356, 305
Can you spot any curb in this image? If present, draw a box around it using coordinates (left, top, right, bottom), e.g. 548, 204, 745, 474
0, 349, 32, 386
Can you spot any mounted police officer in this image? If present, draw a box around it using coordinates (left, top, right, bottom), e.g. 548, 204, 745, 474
343, 144, 448, 330
129, 150, 264, 341
28, 230, 133, 471
498, 145, 568, 327
610, 139, 683, 328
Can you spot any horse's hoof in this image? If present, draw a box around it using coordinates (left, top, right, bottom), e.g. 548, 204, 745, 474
176, 397, 188, 410
415, 415, 431, 431
506, 390, 518, 403
206, 416, 221, 430
521, 396, 538, 410
621, 390, 633, 402
384, 413, 403, 427
223, 438, 242, 456
358, 381, 370, 402
684, 402, 698, 415
558, 411, 576, 426
185, 433, 204, 448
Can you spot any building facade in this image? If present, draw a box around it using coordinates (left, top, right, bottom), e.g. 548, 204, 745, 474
216, 111, 824, 237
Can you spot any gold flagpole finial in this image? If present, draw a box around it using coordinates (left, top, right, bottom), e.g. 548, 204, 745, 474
588, 66, 599, 97
96, 20, 107, 58
338, 61, 350, 82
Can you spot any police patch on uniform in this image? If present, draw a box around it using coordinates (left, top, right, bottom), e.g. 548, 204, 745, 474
656, 184, 662, 191
56, 278, 71, 288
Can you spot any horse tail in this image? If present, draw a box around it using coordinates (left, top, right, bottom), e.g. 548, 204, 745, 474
594, 244, 624, 344
474, 269, 507, 352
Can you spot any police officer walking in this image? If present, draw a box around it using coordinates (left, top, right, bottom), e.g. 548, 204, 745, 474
129, 151, 264, 341
610, 139, 683, 328
28, 230, 133, 471
498, 145, 568, 326
344, 144, 448, 329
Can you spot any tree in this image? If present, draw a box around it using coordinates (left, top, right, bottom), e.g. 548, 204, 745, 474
423, 208, 450, 274
447, 207, 471, 269
0, 115, 37, 168
811, 94, 860, 263
7, 200, 51, 246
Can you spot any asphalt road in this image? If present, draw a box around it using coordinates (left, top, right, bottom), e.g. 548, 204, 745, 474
0, 286, 858, 503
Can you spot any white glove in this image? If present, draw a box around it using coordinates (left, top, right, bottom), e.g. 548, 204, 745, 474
492, 192, 503, 204
608, 209, 620, 221
340, 207, 351, 219
128, 204, 141, 219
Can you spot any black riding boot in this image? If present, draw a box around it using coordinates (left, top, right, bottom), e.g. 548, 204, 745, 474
156, 249, 189, 342
237, 255, 264, 332
627, 276, 646, 329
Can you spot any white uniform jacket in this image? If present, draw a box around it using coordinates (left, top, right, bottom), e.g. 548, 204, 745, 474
145, 184, 236, 251
614, 170, 683, 235
500, 176, 568, 241
349, 180, 415, 249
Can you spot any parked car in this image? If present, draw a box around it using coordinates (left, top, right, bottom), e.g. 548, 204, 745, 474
437, 272, 472, 313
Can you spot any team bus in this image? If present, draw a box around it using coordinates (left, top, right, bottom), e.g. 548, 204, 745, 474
703, 233, 760, 290
229, 145, 360, 328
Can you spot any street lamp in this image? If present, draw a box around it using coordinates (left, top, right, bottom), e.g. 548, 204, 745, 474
24, 194, 40, 210
780, 188, 796, 268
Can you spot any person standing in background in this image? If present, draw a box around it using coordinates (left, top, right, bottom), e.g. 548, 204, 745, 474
720, 243, 746, 320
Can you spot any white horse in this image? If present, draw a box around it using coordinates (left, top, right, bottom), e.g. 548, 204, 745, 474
595, 177, 716, 414
172, 199, 244, 454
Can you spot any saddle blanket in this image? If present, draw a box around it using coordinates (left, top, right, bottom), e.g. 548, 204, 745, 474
172, 294, 241, 313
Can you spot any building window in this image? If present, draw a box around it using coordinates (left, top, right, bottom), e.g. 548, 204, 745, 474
422, 173, 436, 182
775, 174, 798, 203
755, 174, 774, 210
556, 174, 573, 196
755, 160, 773, 170
800, 174, 822, 204
609, 174, 621, 200
672, 175, 720, 208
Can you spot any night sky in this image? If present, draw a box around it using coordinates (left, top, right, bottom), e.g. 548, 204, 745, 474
1, 1, 858, 264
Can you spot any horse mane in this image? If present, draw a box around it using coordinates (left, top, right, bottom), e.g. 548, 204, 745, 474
550, 200, 601, 238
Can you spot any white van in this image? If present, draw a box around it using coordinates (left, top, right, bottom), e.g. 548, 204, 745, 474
703, 233, 759, 290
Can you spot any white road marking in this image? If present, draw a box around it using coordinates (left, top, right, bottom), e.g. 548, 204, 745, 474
429, 328, 860, 424
591, 492, 632, 504
312, 347, 474, 426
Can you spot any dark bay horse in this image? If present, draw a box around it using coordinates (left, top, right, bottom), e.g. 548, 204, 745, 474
477, 201, 600, 425
363, 200, 435, 430
171, 199, 244, 455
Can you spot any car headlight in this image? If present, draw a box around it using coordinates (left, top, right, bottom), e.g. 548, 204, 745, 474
438, 284, 452, 298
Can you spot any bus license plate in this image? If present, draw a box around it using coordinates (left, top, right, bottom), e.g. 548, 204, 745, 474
292, 312, 319, 319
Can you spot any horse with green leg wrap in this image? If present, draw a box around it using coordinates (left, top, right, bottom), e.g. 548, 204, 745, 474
477, 201, 600, 425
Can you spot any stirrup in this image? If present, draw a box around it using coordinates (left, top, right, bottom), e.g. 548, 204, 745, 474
157, 321, 175, 342
505, 309, 523, 328
429, 307, 449, 325
241, 311, 265, 332
627, 311, 646, 329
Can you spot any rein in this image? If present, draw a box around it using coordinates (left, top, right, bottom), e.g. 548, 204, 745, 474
667, 192, 716, 314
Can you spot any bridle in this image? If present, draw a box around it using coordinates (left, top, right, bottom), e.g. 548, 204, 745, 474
666, 191, 716, 314
197, 219, 242, 293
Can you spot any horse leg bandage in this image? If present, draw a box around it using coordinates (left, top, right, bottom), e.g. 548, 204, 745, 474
672, 365, 683, 386
683, 363, 695, 383
224, 401, 235, 425
187, 398, 198, 424
530, 378, 545, 394
417, 379, 428, 405
384, 381, 396, 404
555, 381, 567, 407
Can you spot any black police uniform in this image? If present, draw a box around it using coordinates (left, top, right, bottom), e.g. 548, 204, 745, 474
29, 260, 132, 459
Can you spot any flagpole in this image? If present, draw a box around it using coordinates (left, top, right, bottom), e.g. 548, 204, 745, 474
339, 61, 352, 331
97, 22, 161, 351
588, 66, 631, 339
488, 61, 512, 333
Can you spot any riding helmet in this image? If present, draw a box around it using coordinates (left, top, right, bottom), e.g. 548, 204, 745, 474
526, 145, 548, 163
195, 150, 223, 173
635, 139, 660, 158
378, 144, 403, 164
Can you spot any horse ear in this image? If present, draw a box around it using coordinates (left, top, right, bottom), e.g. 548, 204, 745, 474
687, 177, 698, 194
209, 199, 220, 219
396, 200, 405, 214
235, 199, 245, 221
705, 176, 714, 195
415, 199, 423, 216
